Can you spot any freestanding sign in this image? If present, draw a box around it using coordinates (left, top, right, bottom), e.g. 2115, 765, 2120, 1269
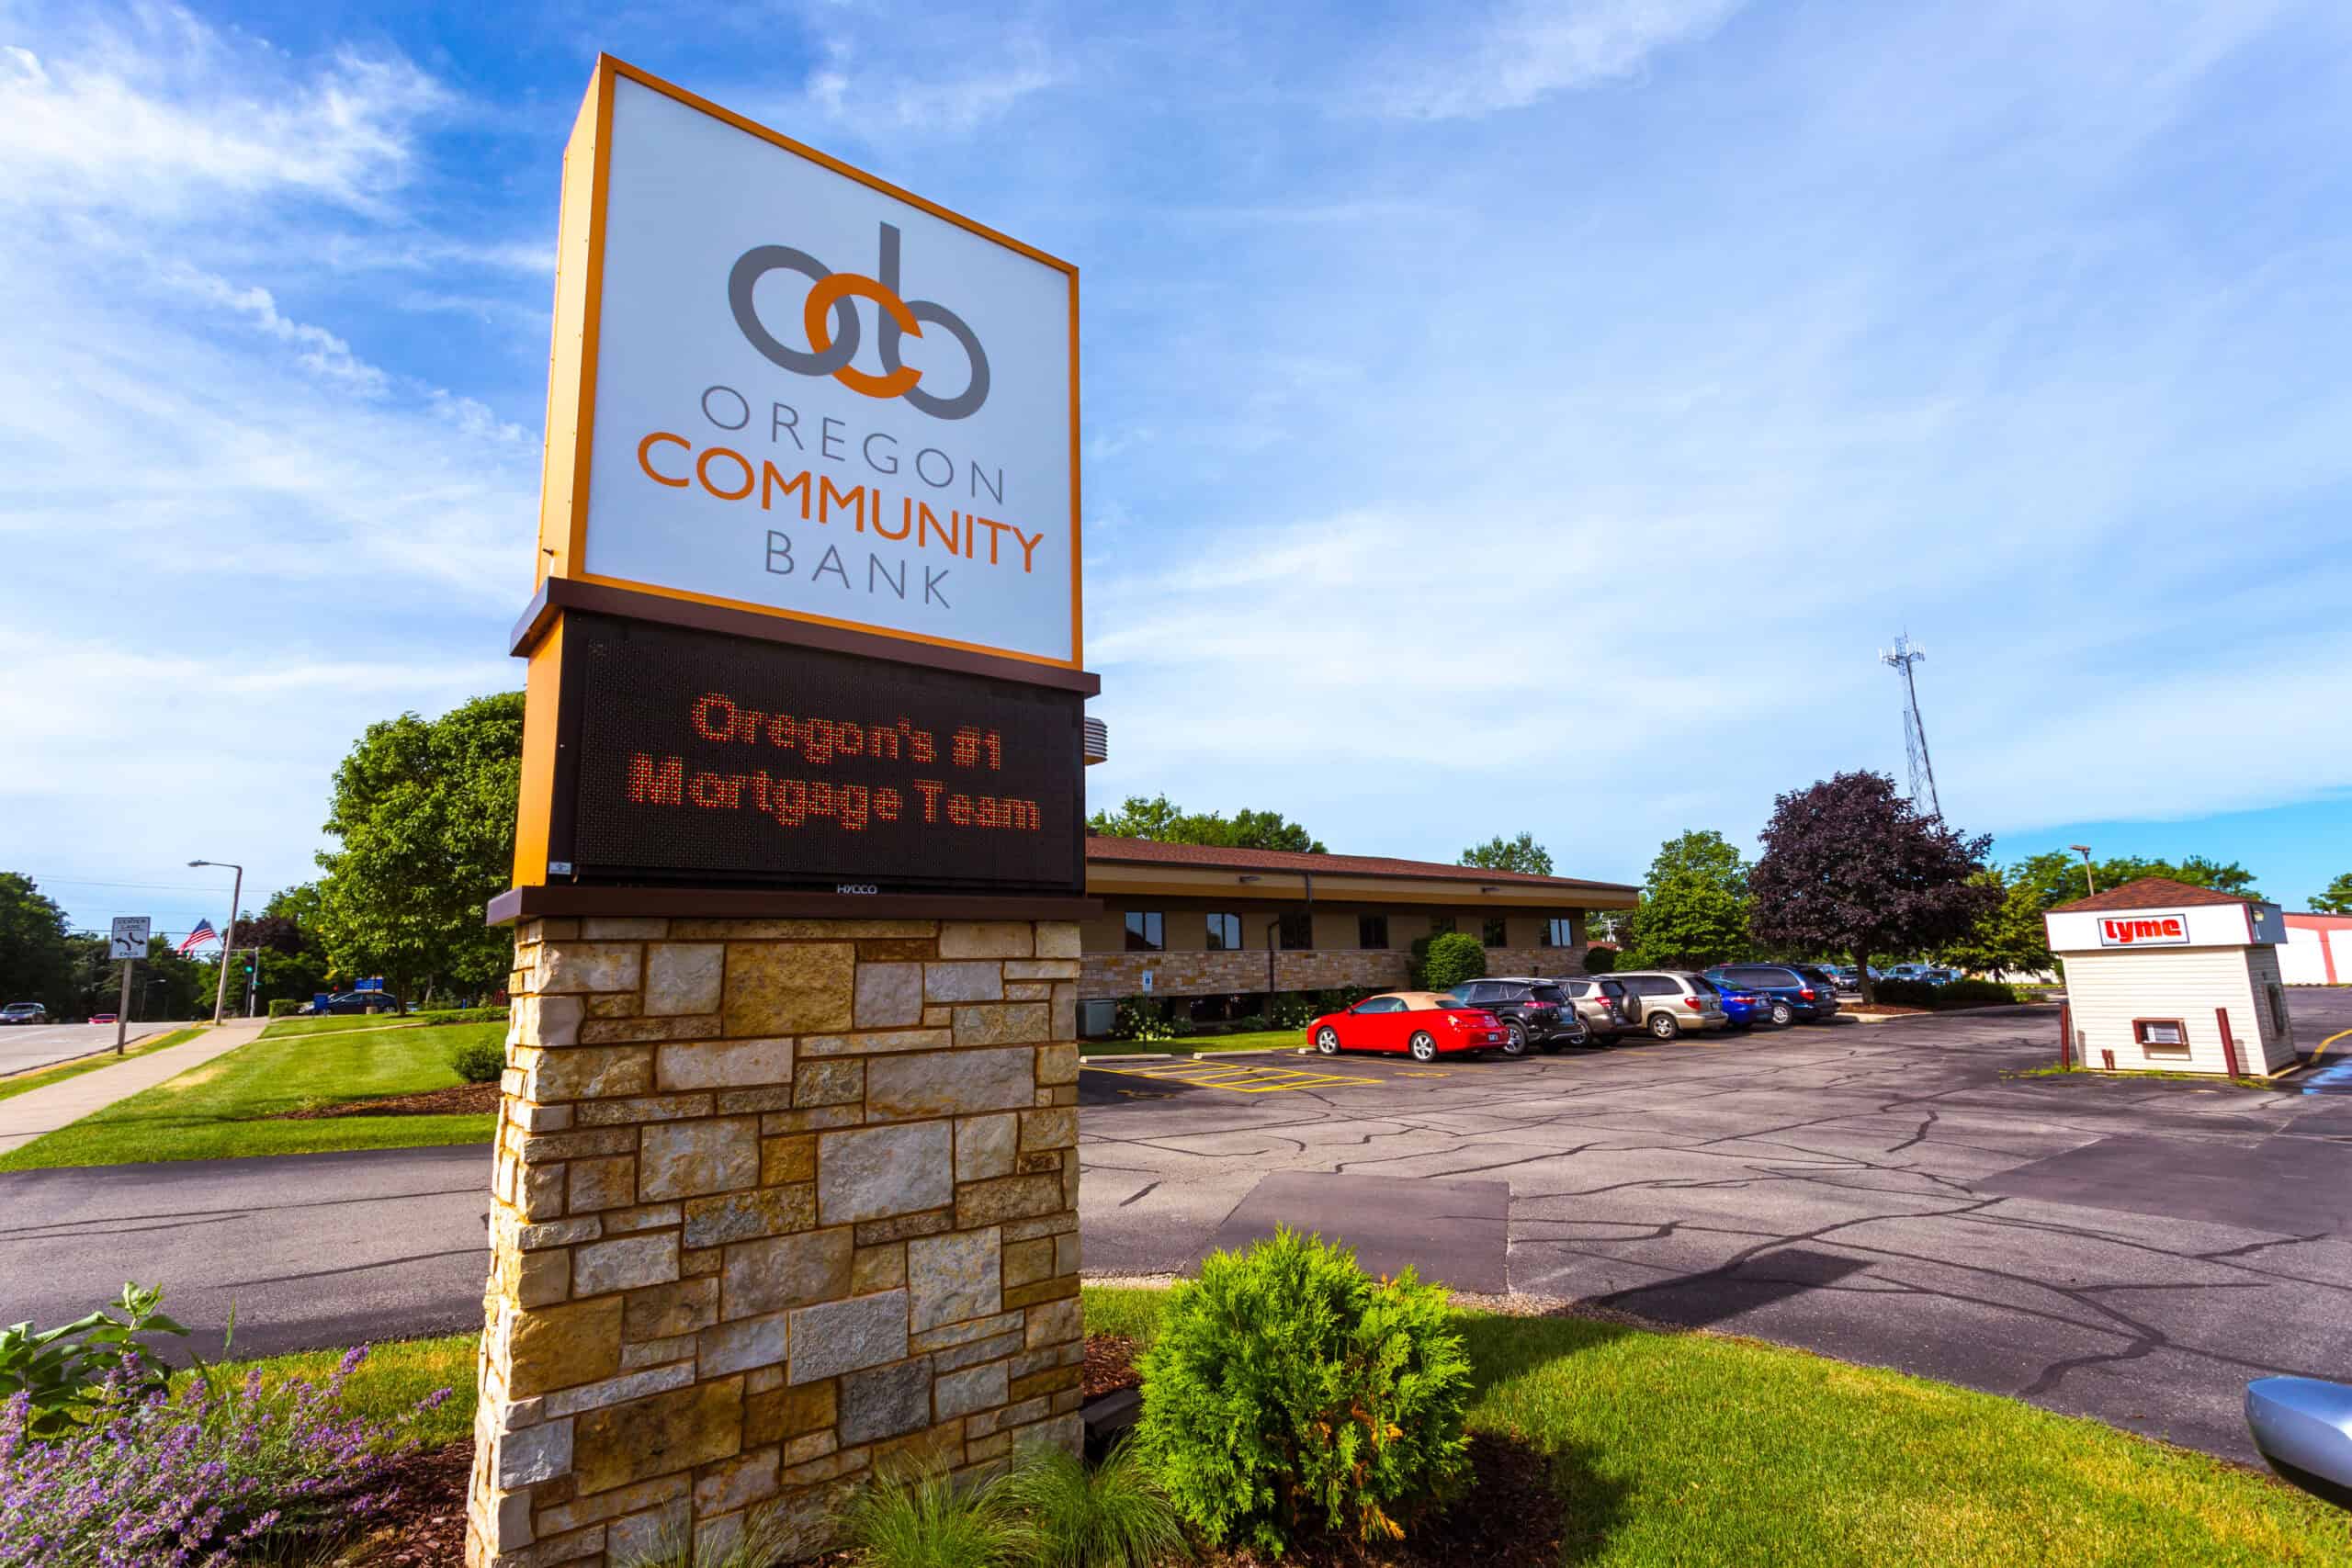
537, 57, 1080, 670
107, 916, 150, 961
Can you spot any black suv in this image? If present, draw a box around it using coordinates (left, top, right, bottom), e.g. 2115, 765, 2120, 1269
1446, 977, 1590, 1056
1704, 964, 1840, 1026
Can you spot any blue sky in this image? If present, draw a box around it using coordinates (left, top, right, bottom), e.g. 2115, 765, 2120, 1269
3, 0, 2347, 942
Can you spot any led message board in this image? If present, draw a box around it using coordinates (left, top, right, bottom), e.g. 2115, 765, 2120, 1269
554, 615, 1084, 895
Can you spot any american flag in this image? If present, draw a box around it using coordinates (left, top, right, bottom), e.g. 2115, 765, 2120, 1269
177, 919, 219, 954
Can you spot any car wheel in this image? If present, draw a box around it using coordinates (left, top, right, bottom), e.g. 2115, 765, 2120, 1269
1648, 1012, 1680, 1041
1408, 1032, 1439, 1063
1502, 1021, 1530, 1058
1770, 1001, 1793, 1027
1315, 1026, 1340, 1055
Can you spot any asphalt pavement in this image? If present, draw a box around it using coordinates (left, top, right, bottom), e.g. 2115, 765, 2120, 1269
0, 1020, 187, 1075
6, 992, 2350, 1463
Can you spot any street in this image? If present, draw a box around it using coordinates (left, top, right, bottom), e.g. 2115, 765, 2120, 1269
0, 1020, 186, 1076
3, 996, 2347, 1462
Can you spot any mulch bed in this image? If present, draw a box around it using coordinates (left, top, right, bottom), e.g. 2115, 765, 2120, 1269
1202, 1431, 1560, 1568
273, 1083, 502, 1121
1843, 1004, 1929, 1016
338, 1438, 472, 1565
1082, 1331, 1142, 1396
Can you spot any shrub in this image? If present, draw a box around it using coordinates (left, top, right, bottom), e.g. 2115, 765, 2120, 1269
998, 1441, 1189, 1568
1268, 993, 1318, 1030
1136, 1227, 1472, 1553
447, 1036, 508, 1084
0, 1282, 187, 1438
834, 1458, 1031, 1568
1114, 998, 1178, 1043
1419, 931, 1487, 993
1581, 945, 1618, 974
0, 1341, 447, 1566
1871, 978, 1937, 1006
1931, 977, 2018, 1008
416, 1005, 511, 1025
267, 998, 301, 1018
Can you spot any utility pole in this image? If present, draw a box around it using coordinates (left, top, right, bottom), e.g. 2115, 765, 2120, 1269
1881, 634, 1942, 818
189, 859, 244, 1025
2070, 844, 2096, 897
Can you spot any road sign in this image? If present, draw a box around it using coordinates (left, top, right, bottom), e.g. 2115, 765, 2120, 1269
108, 916, 151, 961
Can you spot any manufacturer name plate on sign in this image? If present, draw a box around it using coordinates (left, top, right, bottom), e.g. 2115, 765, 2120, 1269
560, 615, 1083, 894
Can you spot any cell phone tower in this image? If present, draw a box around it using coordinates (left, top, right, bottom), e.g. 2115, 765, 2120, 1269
1881, 633, 1942, 818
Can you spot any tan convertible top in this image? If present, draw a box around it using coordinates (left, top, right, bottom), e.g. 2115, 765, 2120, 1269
1383, 991, 1466, 1010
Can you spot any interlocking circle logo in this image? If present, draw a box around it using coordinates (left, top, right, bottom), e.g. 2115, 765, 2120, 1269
728, 222, 989, 421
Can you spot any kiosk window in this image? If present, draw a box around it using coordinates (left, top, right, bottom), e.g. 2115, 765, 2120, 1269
2133, 1018, 2188, 1055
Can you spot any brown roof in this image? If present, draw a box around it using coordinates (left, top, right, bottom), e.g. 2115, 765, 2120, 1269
2053, 876, 2255, 914
1083, 835, 1637, 893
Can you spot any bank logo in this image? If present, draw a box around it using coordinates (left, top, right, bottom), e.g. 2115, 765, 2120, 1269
2098, 912, 2188, 947
729, 222, 989, 421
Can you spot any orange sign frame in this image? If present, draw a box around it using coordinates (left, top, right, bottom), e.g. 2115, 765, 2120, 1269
535, 55, 1083, 671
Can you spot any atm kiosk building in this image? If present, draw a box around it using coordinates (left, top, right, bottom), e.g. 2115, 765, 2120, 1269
2044, 876, 2298, 1077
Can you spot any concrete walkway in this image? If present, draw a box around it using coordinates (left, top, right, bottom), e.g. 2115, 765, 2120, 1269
0, 1019, 270, 1155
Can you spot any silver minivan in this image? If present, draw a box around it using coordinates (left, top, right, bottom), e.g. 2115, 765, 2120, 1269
1611, 971, 1732, 1039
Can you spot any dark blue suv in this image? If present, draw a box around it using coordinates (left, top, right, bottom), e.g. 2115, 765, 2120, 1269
1704, 964, 1840, 1026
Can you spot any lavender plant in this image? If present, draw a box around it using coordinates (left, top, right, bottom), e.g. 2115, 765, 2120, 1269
0, 1343, 451, 1568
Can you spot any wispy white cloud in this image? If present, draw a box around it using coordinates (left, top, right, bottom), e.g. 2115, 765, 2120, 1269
1363, 0, 1746, 120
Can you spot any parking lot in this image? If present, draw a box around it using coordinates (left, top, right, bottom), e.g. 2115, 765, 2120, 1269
1080, 992, 2352, 1463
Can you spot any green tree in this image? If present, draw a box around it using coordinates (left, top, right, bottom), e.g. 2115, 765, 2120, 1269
1624, 830, 1752, 970
2307, 872, 2352, 914
1939, 867, 2054, 977
0, 873, 74, 1013
2010, 850, 2262, 911
314, 692, 525, 1008
1458, 831, 1553, 876
1087, 794, 1326, 853
1420, 931, 1487, 991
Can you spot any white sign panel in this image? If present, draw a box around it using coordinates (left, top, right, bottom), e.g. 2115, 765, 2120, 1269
559, 61, 1080, 668
108, 916, 150, 961
2045, 900, 2279, 953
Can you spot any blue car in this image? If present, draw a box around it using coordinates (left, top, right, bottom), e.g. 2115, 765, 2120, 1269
1705, 964, 1841, 1026
1705, 977, 1771, 1030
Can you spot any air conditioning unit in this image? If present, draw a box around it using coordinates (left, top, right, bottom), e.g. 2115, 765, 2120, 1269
1082, 716, 1108, 766
1080, 998, 1118, 1038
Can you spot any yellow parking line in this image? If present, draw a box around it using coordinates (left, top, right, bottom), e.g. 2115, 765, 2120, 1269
1082, 1061, 1377, 1095
2312, 1028, 2352, 1063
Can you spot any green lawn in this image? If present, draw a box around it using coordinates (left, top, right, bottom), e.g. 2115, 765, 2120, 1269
176, 1334, 477, 1450
175, 1290, 2346, 1563
0, 1026, 207, 1104
259, 1007, 506, 1040
1080, 1029, 1305, 1057
0, 1022, 503, 1169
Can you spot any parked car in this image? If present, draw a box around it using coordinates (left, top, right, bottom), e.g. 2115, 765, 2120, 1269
1556, 976, 1633, 1040
1706, 964, 1841, 1026
1611, 971, 1733, 1039
1, 1002, 47, 1026
1444, 977, 1589, 1055
1791, 964, 1848, 1000
1713, 983, 1771, 1030
88, 1011, 118, 1024
317, 990, 405, 1015
1307, 991, 1511, 1062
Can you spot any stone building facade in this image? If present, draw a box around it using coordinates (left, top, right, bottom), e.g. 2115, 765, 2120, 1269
466, 916, 1083, 1567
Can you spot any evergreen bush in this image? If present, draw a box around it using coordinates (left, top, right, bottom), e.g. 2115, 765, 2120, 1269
446, 1037, 507, 1084
1136, 1228, 1471, 1553
1419, 932, 1487, 993
1581, 945, 1619, 974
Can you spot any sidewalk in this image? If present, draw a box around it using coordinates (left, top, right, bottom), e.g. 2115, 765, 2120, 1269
0, 1019, 271, 1155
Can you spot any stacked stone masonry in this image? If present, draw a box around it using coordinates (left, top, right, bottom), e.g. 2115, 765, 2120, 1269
466, 917, 1085, 1568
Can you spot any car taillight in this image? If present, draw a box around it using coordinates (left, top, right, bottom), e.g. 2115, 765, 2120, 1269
1683, 996, 1702, 1010
1798, 988, 1815, 1000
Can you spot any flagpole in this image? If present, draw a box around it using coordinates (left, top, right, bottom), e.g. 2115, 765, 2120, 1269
190, 860, 243, 1026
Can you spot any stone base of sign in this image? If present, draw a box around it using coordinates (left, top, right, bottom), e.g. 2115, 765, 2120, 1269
464, 917, 1084, 1568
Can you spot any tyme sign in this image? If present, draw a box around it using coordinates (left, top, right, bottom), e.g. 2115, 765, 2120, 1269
538, 57, 1080, 669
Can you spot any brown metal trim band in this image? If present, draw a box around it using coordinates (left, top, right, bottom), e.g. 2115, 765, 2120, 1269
488, 885, 1102, 926
509, 578, 1101, 695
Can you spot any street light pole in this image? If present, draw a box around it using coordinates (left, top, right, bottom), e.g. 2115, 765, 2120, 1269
2069, 845, 2096, 898
190, 859, 243, 1026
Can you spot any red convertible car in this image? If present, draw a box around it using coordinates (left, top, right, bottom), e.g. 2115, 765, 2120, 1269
1306, 991, 1510, 1062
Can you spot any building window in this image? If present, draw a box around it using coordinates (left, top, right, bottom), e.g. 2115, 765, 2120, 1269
1124, 910, 1163, 953
1430, 916, 1455, 937
1541, 918, 1575, 947
1482, 918, 1507, 948
1359, 915, 1388, 950
1278, 912, 1314, 951
1205, 912, 1242, 952
2269, 984, 2290, 1039
2133, 1018, 2189, 1055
